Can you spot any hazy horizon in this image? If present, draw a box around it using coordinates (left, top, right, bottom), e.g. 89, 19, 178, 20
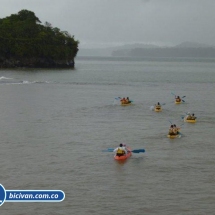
78, 41, 215, 49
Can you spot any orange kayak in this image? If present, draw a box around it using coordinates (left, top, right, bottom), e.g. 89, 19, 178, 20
114, 147, 132, 160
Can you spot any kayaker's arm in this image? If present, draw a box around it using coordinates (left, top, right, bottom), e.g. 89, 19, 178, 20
113, 148, 118, 152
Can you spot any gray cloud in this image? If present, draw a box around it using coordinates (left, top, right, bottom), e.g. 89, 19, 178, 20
1, 0, 215, 48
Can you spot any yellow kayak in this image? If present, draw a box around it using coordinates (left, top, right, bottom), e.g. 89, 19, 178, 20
154, 107, 162, 112
167, 134, 181, 139
175, 100, 182, 104
121, 102, 132, 106
184, 118, 196, 123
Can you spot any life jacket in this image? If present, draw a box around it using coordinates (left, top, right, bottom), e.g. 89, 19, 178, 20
173, 128, 178, 134
191, 115, 196, 120
117, 148, 125, 155
169, 128, 175, 135
121, 98, 126, 104
187, 115, 192, 120
126, 98, 131, 104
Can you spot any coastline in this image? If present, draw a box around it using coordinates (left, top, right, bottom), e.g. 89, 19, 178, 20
0, 57, 75, 69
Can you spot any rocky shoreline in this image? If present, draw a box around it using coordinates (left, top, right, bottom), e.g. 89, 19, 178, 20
0, 57, 75, 69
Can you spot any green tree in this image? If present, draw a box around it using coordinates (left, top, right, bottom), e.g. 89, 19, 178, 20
0, 9, 79, 67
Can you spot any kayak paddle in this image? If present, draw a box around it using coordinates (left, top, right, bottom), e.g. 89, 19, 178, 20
171, 92, 186, 101
115, 97, 133, 103
102, 148, 145, 153
129, 149, 145, 153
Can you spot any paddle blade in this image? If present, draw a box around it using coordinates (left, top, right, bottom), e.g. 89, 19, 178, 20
102, 148, 114, 152
182, 96, 186, 98
182, 100, 185, 102
115, 97, 121, 100
171, 92, 176, 96
132, 149, 145, 153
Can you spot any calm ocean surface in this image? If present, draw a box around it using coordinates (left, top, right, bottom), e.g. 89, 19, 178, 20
0, 57, 215, 215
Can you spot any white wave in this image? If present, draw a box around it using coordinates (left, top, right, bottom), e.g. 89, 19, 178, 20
150, 106, 154, 110
34, 81, 50, 84
22, 80, 50, 84
0, 76, 13, 80
3, 80, 36, 85
0, 79, 50, 85
22, 80, 33, 84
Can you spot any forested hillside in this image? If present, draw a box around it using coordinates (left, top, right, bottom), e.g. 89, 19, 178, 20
0, 10, 79, 68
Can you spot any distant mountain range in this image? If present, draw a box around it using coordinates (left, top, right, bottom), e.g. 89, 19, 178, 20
77, 42, 215, 58
175, 41, 212, 48
77, 43, 159, 57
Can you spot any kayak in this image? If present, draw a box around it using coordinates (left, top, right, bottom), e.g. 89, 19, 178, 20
154, 107, 162, 112
175, 100, 182, 104
184, 118, 196, 123
167, 134, 181, 139
114, 147, 132, 160
121, 102, 132, 106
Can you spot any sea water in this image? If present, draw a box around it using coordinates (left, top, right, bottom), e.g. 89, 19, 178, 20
0, 57, 215, 214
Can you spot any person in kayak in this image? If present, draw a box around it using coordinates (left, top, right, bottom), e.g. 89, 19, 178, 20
175, 96, 181, 102
173, 124, 180, 134
187, 113, 191, 120
126, 97, 131, 103
187, 113, 196, 120
114, 143, 127, 156
191, 113, 196, 120
120, 97, 126, 104
155, 102, 161, 108
169, 125, 177, 135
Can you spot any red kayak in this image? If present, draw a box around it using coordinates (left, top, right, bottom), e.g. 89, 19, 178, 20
114, 147, 132, 160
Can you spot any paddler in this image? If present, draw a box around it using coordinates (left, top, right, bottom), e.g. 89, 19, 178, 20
155, 102, 161, 108
113, 143, 127, 156
175, 96, 181, 102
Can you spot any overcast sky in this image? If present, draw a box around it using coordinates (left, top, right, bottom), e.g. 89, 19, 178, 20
1, 0, 215, 48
